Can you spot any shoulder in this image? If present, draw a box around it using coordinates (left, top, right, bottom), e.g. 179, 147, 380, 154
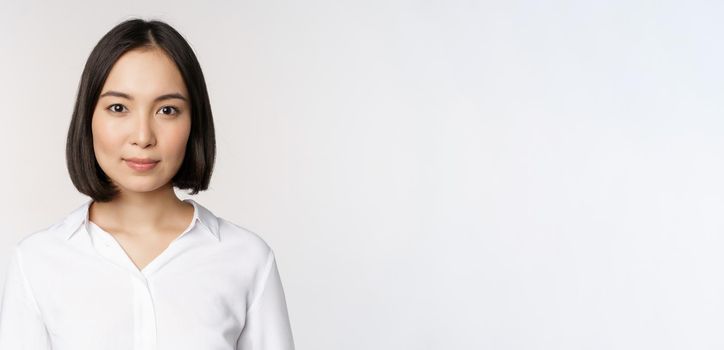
12, 200, 91, 258
191, 199, 273, 258
216, 217, 276, 262
8, 219, 69, 274
14, 221, 65, 254
15, 199, 92, 252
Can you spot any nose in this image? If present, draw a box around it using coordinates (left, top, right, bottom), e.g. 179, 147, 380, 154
130, 113, 157, 148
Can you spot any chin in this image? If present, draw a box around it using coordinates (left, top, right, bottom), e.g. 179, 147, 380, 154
115, 178, 170, 193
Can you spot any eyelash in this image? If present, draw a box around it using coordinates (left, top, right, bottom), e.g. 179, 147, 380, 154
106, 104, 181, 116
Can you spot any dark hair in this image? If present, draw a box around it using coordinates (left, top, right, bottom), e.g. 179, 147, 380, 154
66, 18, 215, 202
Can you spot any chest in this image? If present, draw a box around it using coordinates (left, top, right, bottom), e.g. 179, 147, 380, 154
33, 246, 250, 350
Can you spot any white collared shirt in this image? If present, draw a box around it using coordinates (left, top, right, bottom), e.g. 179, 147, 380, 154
0, 199, 295, 350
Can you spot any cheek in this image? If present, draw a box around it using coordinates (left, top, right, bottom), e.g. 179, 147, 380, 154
91, 114, 121, 156
160, 121, 192, 159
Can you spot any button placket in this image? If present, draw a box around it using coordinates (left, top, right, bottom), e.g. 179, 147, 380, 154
87, 223, 160, 349
133, 275, 158, 350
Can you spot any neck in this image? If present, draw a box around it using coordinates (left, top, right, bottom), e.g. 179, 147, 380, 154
88, 183, 192, 237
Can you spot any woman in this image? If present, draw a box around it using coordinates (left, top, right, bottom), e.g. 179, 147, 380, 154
0, 18, 295, 350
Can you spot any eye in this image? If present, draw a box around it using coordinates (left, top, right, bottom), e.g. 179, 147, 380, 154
107, 103, 127, 113
158, 106, 180, 116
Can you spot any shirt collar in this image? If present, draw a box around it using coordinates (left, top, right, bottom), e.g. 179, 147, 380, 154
61, 198, 221, 242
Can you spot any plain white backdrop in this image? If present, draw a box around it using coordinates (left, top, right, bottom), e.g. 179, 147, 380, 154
1, 0, 723, 349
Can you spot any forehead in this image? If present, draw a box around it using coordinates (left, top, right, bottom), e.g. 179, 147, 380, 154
101, 47, 188, 97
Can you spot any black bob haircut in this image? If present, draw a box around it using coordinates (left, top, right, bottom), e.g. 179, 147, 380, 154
66, 18, 215, 202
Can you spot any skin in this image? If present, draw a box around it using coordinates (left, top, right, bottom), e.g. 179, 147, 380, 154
88, 46, 195, 271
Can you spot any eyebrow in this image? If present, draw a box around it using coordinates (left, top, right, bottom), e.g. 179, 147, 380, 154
99, 90, 188, 102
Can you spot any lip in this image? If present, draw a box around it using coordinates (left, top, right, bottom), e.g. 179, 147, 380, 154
124, 158, 159, 171
124, 157, 159, 164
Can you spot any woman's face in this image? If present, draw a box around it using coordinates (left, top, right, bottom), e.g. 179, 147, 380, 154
91, 47, 191, 195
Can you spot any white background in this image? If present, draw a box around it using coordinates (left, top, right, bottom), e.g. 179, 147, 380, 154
1, 0, 723, 349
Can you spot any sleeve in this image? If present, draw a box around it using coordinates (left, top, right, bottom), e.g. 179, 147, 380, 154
0, 246, 52, 350
236, 249, 295, 350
